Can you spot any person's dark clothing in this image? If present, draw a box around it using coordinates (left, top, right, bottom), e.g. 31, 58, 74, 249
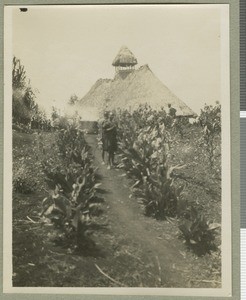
169, 107, 177, 117
102, 120, 117, 153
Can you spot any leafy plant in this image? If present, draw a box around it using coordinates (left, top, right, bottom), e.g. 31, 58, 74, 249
13, 172, 38, 194
198, 102, 221, 168
172, 116, 190, 138
178, 206, 220, 256
114, 105, 185, 219
13, 160, 38, 194
114, 104, 221, 255
41, 124, 103, 250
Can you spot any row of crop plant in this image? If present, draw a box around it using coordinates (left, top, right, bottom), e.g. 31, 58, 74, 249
41, 122, 103, 251
113, 103, 221, 256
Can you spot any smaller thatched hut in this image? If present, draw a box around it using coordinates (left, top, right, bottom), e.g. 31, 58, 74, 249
112, 46, 138, 74
76, 106, 99, 134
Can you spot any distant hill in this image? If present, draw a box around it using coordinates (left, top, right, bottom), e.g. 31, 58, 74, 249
77, 64, 195, 120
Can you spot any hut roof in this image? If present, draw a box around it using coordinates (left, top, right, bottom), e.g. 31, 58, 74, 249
112, 46, 138, 67
78, 64, 196, 119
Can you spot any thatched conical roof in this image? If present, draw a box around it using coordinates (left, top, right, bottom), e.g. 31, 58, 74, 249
112, 46, 138, 67
78, 64, 196, 119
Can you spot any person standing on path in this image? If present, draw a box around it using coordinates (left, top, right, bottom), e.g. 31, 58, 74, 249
102, 111, 118, 169
98, 112, 107, 164
99, 111, 110, 165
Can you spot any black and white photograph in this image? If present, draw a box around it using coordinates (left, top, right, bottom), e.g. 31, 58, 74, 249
3, 4, 231, 296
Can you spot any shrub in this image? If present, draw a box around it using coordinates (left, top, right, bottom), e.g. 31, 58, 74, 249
178, 206, 220, 256
13, 160, 38, 194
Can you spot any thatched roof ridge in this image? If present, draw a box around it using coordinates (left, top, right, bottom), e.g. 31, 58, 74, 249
78, 78, 112, 112
112, 46, 138, 67
78, 64, 196, 119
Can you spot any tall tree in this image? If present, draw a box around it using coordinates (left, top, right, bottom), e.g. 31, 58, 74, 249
12, 56, 37, 125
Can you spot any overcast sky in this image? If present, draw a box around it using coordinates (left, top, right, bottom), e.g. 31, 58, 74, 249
11, 4, 229, 114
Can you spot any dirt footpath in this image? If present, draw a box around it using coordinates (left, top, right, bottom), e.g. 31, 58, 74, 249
85, 134, 201, 288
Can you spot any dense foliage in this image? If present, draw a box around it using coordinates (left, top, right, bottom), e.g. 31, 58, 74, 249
113, 103, 221, 255
114, 105, 186, 218
12, 56, 51, 131
12, 133, 44, 194
198, 102, 221, 168
41, 123, 103, 250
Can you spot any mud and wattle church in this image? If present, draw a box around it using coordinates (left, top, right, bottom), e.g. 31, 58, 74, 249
78, 46, 195, 118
